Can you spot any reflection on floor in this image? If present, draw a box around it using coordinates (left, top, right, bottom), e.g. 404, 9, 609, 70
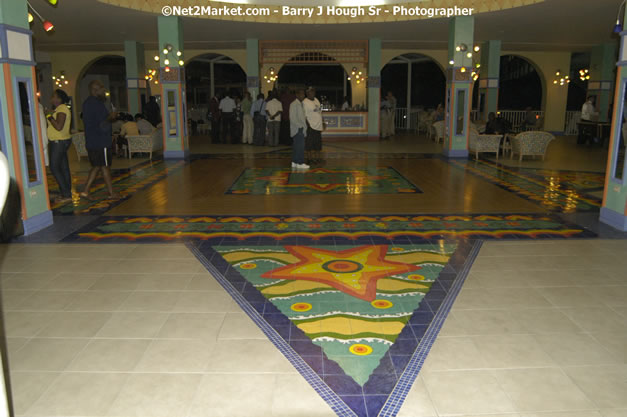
5, 135, 627, 417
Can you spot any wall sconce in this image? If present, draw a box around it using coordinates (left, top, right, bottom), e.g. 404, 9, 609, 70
52, 71, 68, 88
553, 70, 570, 86
579, 68, 591, 81
264, 67, 278, 84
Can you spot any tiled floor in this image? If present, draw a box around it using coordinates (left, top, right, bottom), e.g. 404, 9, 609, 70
1, 239, 626, 417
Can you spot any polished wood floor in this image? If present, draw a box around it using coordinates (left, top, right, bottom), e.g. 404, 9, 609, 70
108, 156, 541, 216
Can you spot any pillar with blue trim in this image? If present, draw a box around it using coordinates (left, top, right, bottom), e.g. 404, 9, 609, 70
246, 39, 260, 98
478, 40, 501, 120
124, 40, 147, 116
0, 0, 53, 235
367, 38, 381, 139
588, 43, 617, 123
157, 16, 189, 159
600, 14, 627, 231
444, 16, 474, 158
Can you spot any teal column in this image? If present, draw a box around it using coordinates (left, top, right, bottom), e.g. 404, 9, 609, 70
367, 38, 381, 139
588, 43, 617, 123
124, 40, 147, 115
600, 13, 627, 231
444, 16, 474, 158
246, 39, 259, 98
478, 40, 501, 120
157, 16, 188, 158
0, 0, 53, 234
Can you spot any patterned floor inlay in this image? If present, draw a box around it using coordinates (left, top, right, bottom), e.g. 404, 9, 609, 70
48, 159, 186, 215
453, 159, 602, 213
62, 214, 596, 243
226, 167, 421, 195
189, 239, 479, 417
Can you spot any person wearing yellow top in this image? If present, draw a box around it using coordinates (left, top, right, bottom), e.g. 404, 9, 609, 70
116, 114, 139, 157
47, 89, 73, 202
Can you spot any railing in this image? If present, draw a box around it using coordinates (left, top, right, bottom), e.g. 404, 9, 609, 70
394, 108, 408, 130
496, 110, 544, 132
564, 111, 581, 135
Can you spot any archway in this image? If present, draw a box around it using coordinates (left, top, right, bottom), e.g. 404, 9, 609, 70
498, 55, 543, 110
276, 53, 351, 109
185, 53, 247, 107
77, 55, 127, 113
381, 53, 446, 129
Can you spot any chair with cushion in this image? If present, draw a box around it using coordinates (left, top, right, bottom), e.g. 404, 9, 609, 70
468, 128, 502, 160
432, 120, 445, 144
71, 132, 88, 161
127, 128, 163, 160
510, 131, 555, 161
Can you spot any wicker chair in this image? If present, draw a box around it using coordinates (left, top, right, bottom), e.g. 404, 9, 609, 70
432, 120, 445, 144
127, 128, 163, 160
510, 131, 555, 161
469, 129, 502, 160
71, 132, 88, 161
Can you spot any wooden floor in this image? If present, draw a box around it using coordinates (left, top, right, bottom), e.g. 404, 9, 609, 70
108, 156, 541, 216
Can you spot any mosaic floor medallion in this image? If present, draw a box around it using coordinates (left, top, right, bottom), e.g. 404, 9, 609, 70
226, 167, 421, 195
188, 239, 477, 417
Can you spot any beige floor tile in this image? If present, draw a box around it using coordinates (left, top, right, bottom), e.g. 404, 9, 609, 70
422, 337, 487, 371
185, 273, 225, 291
67, 339, 151, 371
26, 372, 128, 416
188, 373, 276, 417
125, 245, 196, 260
541, 287, 605, 307
437, 313, 469, 336
21, 259, 83, 274
42, 272, 103, 290
520, 412, 603, 417
271, 374, 337, 417
9, 371, 59, 415
452, 309, 527, 335
564, 269, 622, 286
9, 338, 88, 371
514, 308, 584, 334
1, 290, 35, 310
206, 339, 295, 373
600, 410, 627, 417
471, 334, 555, 368
396, 376, 438, 417
136, 273, 194, 290
117, 290, 181, 312
0, 259, 31, 273
107, 373, 201, 417
156, 312, 225, 341
590, 332, 627, 362
533, 333, 620, 366
1, 273, 56, 290
494, 368, 595, 412
88, 274, 144, 291
36, 311, 112, 337
422, 370, 516, 415
6, 337, 29, 355
3, 311, 55, 337
173, 290, 239, 313
217, 312, 266, 340
111, 260, 203, 274
466, 270, 530, 288
14, 290, 82, 311
96, 312, 169, 338
135, 339, 215, 372
64, 290, 132, 312
485, 288, 553, 309
83, 244, 138, 259
560, 307, 627, 334
564, 365, 627, 409
587, 286, 627, 307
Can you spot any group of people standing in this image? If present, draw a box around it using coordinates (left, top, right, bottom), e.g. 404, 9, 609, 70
44, 80, 162, 203
206, 87, 325, 169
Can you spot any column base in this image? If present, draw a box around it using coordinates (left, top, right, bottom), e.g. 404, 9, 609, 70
442, 148, 469, 158
22, 210, 53, 235
600, 207, 627, 231
163, 150, 190, 159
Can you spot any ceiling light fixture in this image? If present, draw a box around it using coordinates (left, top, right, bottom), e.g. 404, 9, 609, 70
614, 0, 626, 33
27, 1, 55, 32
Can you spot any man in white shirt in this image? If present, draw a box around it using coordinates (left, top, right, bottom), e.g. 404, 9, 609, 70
265, 91, 283, 147
303, 87, 325, 164
289, 89, 309, 170
579, 96, 599, 145
219, 92, 236, 144
581, 96, 597, 122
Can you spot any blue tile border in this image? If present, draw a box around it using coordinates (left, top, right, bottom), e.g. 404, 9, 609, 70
184, 241, 358, 417
378, 240, 483, 417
